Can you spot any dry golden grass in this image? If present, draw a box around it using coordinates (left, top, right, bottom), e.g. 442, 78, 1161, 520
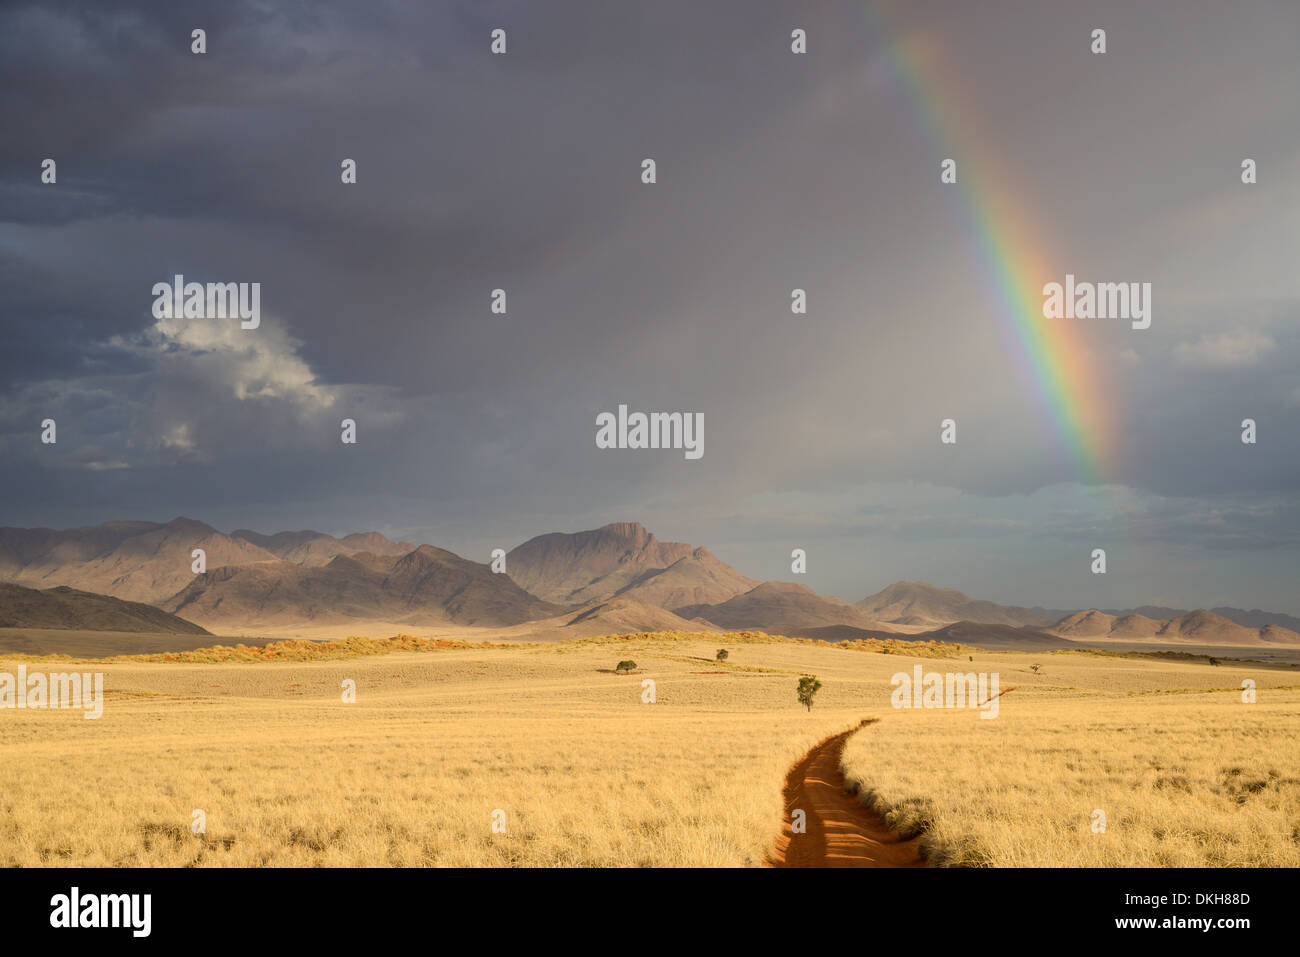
0, 634, 885, 866
841, 651, 1300, 866
0, 628, 964, 665
3, 634, 1297, 866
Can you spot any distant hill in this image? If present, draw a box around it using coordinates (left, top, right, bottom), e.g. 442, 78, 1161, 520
445, 595, 720, 643
505, 522, 701, 604
1095, 605, 1300, 633
857, 581, 1054, 627
909, 620, 1076, 651
0, 517, 281, 604
1052, 610, 1117, 638
165, 546, 562, 629
1048, 608, 1300, 647
1108, 605, 1188, 621
1260, 624, 1300, 644
677, 581, 898, 634
1111, 613, 1165, 638
1209, 607, 1300, 632
1157, 610, 1299, 646
796, 619, 1071, 650
230, 528, 414, 566
614, 547, 759, 611
0, 518, 417, 607
563, 596, 720, 635
0, 582, 209, 635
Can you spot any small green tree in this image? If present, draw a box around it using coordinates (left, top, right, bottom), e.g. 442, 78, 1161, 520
796, 675, 822, 712
716, 649, 729, 661
1209, 657, 1221, 667
1029, 663, 1041, 674
615, 660, 637, 674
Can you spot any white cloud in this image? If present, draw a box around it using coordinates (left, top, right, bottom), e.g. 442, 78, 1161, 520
1, 316, 402, 469
112, 318, 338, 411
1174, 329, 1274, 369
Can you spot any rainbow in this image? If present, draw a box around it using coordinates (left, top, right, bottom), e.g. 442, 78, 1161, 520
867, 4, 1117, 483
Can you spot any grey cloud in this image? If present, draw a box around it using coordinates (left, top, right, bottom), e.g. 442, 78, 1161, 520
1, 0, 1298, 614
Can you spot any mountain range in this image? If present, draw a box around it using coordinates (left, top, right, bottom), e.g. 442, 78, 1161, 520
855, 580, 1054, 628
166, 545, 561, 628
1, 517, 1297, 650
1049, 608, 1300, 646
1093, 605, 1300, 634
0, 519, 413, 605
676, 581, 896, 634
504, 522, 757, 607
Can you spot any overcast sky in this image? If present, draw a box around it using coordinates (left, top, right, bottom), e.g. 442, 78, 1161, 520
2, 0, 1298, 613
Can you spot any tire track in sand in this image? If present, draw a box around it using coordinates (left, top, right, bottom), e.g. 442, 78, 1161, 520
768, 719, 926, 868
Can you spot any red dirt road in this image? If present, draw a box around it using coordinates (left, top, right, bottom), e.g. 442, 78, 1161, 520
769, 720, 926, 868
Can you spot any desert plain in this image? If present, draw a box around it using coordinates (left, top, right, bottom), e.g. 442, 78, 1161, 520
2, 630, 1297, 868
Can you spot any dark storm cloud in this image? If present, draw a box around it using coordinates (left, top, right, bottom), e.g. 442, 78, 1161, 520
1, 0, 1298, 612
